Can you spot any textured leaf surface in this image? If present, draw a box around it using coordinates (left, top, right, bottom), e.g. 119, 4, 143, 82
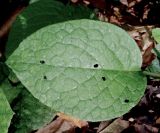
10, 88, 56, 133
0, 89, 13, 133
1, 79, 22, 103
152, 28, 160, 43
6, 0, 94, 57
7, 19, 147, 121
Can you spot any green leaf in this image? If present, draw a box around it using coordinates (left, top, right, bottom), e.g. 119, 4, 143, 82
0, 89, 13, 133
1, 79, 22, 103
10, 88, 56, 133
29, 0, 39, 4
7, 19, 147, 121
6, 0, 94, 57
148, 58, 160, 73
8, 69, 20, 84
152, 28, 160, 43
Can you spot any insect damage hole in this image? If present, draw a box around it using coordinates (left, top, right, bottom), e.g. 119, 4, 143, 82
102, 77, 106, 81
94, 64, 99, 68
40, 60, 45, 64
124, 99, 129, 103
43, 76, 47, 80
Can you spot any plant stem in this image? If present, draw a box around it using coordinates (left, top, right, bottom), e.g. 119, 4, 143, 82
143, 71, 160, 78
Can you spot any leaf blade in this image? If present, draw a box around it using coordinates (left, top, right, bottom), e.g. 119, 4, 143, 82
11, 88, 56, 133
7, 19, 146, 121
0, 89, 13, 133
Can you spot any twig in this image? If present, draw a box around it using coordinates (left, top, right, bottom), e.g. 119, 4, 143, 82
143, 71, 160, 78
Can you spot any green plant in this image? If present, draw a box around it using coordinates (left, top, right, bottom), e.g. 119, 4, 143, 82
0, 0, 148, 132
6, 19, 147, 121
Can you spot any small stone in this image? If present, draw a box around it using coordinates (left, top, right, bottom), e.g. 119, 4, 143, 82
148, 110, 154, 113
128, 118, 135, 122
156, 94, 160, 98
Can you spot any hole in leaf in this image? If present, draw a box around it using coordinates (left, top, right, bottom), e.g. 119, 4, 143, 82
94, 64, 98, 68
40, 60, 45, 64
43, 76, 47, 79
102, 77, 106, 81
124, 99, 129, 103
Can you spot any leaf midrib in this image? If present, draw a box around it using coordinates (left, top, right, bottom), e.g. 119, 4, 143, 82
7, 61, 142, 72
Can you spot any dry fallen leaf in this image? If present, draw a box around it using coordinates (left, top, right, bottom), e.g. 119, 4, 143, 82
134, 124, 159, 133
71, 0, 79, 3
97, 120, 113, 133
127, 25, 155, 67
0, 6, 24, 38
142, 43, 155, 68
57, 112, 88, 128
120, 0, 128, 6
36, 117, 76, 133
99, 118, 129, 133
0, 5, 25, 55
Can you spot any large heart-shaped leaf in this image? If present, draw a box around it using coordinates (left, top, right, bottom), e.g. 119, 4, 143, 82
7, 19, 147, 121
0, 89, 13, 133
